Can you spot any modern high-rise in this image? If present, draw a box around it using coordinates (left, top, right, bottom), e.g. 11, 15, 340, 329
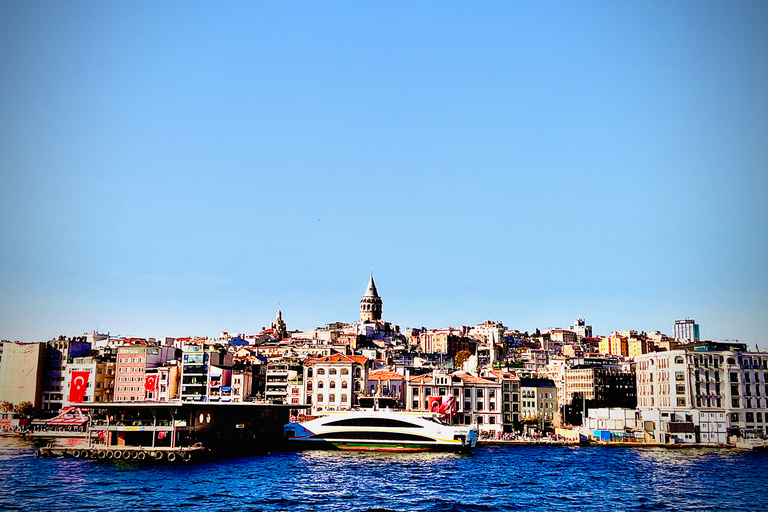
674, 319, 700, 343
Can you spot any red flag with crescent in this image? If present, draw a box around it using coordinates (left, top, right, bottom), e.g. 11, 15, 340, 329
144, 375, 158, 392
69, 371, 89, 403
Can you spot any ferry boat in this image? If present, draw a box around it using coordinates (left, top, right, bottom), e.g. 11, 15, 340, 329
284, 398, 477, 452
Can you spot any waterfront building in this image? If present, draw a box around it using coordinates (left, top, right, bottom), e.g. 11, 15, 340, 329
180, 341, 227, 402
41, 337, 91, 414
156, 362, 180, 401
484, 370, 521, 433
114, 345, 176, 402
208, 364, 233, 402
561, 366, 636, 415
265, 362, 302, 404
231, 370, 253, 403
65, 357, 115, 405
674, 318, 700, 343
519, 377, 558, 434
304, 354, 369, 413
0, 342, 46, 413
360, 272, 382, 322
521, 377, 558, 434
635, 348, 768, 443
367, 369, 406, 403
407, 371, 503, 434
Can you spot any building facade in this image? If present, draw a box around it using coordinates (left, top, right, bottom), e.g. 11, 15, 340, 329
304, 354, 369, 413
635, 349, 768, 443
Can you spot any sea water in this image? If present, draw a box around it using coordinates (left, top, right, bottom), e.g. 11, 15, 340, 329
1, 437, 765, 511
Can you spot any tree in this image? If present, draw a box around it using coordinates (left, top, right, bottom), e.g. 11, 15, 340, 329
0, 401, 13, 412
453, 350, 472, 369
15, 401, 34, 419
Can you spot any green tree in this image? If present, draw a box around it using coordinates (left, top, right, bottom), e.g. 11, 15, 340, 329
15, 401, 34, 419
453, 350, 472, 369
0, 401, 13, 412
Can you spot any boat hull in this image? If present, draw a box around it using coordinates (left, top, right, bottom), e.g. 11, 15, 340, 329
284, 410, 478, 453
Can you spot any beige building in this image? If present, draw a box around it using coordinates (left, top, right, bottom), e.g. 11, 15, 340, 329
635, 348, 768, 443
0, 342, 45, 411
304, 354, 368, 413
407, 371, 503, 433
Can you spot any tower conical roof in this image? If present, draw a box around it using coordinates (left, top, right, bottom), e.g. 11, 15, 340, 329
364, 272, 379, 297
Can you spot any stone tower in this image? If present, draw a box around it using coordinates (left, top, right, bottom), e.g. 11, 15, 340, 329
360, 272, 382, 322
270, 309, 287, 340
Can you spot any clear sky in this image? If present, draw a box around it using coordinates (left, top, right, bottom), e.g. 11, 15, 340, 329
1, 1, 767, 348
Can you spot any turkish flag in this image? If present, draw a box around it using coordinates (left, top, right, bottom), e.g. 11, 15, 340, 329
69, 371, 89, 403
144, 375, 158, 392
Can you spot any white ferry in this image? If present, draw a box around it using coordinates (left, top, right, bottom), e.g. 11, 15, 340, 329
284, 398, 477, 452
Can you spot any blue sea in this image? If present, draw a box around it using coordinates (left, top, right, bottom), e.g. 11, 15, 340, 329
1, 437, 766, 511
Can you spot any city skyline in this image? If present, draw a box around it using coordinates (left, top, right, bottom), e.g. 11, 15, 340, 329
1, 2, 767, 348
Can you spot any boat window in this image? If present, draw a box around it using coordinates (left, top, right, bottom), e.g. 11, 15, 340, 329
312, 431, 434, 442
324, 417, 424, 428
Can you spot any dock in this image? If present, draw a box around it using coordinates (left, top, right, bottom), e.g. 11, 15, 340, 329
33, 401, 306, 462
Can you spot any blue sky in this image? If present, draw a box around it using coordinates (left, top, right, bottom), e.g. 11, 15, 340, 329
1, 1, 767, 348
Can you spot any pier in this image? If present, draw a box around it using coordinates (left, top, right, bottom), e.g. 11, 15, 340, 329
34, 402, 306, 462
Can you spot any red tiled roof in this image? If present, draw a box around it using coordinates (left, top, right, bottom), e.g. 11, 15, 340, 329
306, 353, 368, 366
369, 370, 404, 381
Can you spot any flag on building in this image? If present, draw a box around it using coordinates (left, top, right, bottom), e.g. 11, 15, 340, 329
144, 375, 158, 392
69, 371, 90, 403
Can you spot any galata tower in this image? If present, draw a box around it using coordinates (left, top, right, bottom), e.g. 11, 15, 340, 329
360, 272, 382, 322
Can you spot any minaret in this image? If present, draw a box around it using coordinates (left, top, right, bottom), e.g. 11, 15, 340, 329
360, 271, 382, 322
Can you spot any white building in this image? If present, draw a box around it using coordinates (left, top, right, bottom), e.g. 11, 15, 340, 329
635, 348, 768, 444
304, 354, 368, 413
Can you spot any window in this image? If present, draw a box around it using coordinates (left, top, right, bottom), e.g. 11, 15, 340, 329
329, 394, 336, 403
676, 384, 685, 395
330, 368, 337, 375
330, 381, 336, 389
317, 394, 324, 403
317, 368, 325, 375
676, 397, 685, 406
342, 381, 348, 389
341, 368, 349, 375
675, 372, 684, 382
341, 394, 348, 403
675, 356, 684, 364
730, 412, 739, 423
